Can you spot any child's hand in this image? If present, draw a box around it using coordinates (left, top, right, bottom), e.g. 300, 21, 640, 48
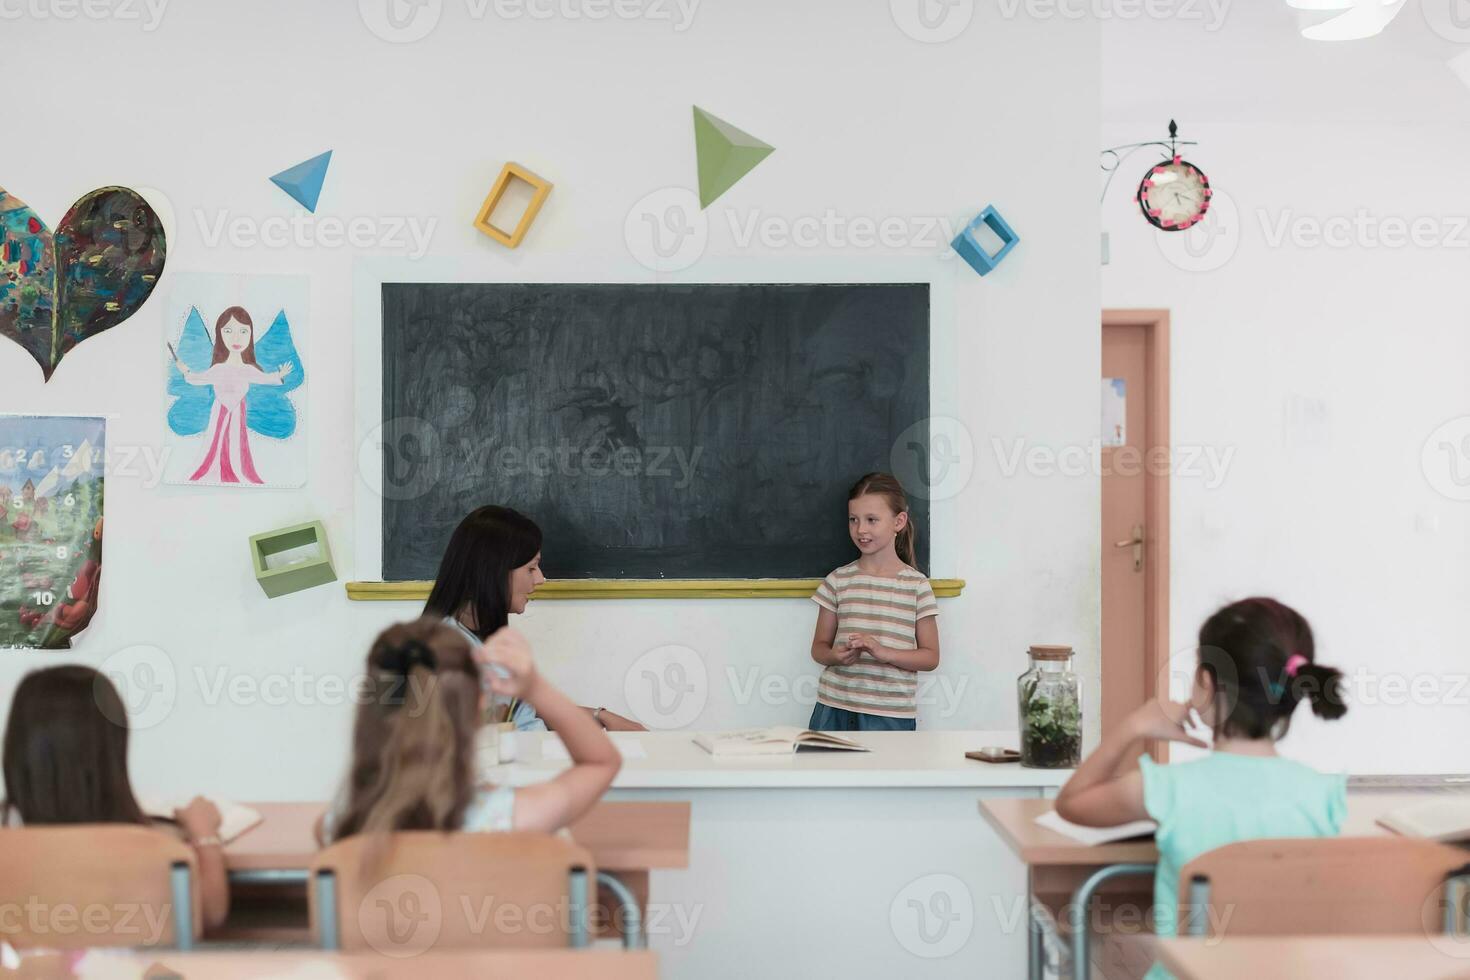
479, 626, 540, 700
175, 796, 222, 841
847, 633, 886, 659
832, 640, 861, 666
1126, 699, 1208, 748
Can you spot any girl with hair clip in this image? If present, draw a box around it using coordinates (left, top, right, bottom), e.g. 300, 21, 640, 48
320, 618, 620, 849
807, 472, 941, 732
1055, 597, 1349, 980
2, 666, 231, 929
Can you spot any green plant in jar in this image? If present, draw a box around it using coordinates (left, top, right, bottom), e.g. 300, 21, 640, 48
1017, 645, 1082, 768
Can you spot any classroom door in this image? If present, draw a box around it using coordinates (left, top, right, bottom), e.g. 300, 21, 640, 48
1101, 311, 1170, 753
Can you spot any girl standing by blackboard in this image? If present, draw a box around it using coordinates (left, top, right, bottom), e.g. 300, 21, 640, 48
808, 473, 941, 731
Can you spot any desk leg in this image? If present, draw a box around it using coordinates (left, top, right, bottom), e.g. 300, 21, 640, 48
596, 870, 649, 945
1028, 869, 1043, 980
1067, 863, 1155, 980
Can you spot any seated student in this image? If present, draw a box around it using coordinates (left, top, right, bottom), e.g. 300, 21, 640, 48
1055, 597, 1348, 979
1, 666, 230, 929
321, 618, 620, 844
424, 505, 645, 732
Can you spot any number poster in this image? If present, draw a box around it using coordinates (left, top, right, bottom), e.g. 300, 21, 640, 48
0, 416, 106, 649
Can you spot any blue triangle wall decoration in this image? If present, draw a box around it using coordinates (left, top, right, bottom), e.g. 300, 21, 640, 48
269, 151, 333, 212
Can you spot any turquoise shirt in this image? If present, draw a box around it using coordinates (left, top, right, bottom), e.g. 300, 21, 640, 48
1139, 752, 1346, 978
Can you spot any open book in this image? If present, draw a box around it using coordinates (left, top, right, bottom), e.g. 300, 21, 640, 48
695, 727, 871, 757
139, 796, 263, 843
1377, 798, 1470, 842
1035, 809, 1156, 846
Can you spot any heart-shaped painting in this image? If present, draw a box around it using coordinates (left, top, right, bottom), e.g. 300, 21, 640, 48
0, 186, 166, 381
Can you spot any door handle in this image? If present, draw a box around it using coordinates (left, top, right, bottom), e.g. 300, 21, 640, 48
1114, 524, 1144, 572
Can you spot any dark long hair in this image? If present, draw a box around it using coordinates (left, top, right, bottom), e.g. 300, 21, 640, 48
331, 619, 482, 849
848, 472, 917, 568
423, 506, 542, 640
1197, 597, 1348, 740
211, 306, 257, 366
2, 666, 148, 826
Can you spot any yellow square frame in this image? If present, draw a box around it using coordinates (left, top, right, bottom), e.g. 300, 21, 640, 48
474, 162, 554, 248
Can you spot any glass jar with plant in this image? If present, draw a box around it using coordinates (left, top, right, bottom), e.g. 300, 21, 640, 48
1018, 645, 1081, 768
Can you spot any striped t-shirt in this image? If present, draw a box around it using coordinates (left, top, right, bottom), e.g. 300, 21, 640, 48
812, 563, 939, 719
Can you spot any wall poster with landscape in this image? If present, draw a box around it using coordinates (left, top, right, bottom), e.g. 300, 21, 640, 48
0, 416, 105, 649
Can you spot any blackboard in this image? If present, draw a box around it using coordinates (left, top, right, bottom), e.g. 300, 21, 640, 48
380, 282, 930, 581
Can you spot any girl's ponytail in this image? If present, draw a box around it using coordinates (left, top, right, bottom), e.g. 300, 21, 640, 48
1291, 662, 1348, 721
896, 520, 918, 569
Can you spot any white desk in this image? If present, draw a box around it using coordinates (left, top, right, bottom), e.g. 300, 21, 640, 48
485, 730, 1070, 980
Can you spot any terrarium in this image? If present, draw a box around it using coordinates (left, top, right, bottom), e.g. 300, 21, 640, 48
1018, 645, 1082, 768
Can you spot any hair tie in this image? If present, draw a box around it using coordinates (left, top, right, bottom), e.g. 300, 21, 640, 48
1284, 653, 1308, 678
379, 640, 436, 708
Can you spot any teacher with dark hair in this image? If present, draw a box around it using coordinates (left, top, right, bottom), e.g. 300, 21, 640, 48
425, 505, 646, 732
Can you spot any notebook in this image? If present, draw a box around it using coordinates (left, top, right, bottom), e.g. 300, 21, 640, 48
1377, 798, 1470, 842
694, 727, 869, 757
1034, 809, 1156, 845
139, 797, 263, 843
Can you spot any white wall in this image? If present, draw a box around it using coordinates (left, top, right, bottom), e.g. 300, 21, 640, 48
1103, 14, 1470, 773
0, 2, 1101, 799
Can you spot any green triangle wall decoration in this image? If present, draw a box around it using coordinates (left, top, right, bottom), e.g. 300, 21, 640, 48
693, 106, 774, 209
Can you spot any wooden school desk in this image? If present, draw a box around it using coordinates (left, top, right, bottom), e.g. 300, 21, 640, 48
1156, 935, 1470, 980
3, 948, 658, 980
981, 791, 1470, 980
487, 730, 1068, 980
224, 800, 689, 943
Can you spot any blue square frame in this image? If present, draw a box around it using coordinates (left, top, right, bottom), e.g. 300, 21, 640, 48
951, 205, 1020, 276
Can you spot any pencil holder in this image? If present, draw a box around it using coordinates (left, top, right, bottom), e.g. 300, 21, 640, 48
249, 520, 337, 598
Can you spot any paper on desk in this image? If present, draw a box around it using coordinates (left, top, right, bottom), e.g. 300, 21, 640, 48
1035, 809, 1155, 846
542, 734, 648, 760
138, 796, 263, 843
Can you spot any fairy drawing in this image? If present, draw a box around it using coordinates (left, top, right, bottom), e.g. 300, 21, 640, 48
167, 305, 304, 485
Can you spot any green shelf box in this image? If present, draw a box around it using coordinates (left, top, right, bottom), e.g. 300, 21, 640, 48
249, 520, 336, 598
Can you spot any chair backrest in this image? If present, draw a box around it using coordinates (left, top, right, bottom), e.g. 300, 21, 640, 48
0, 825, 198, 949
1179, 836, 1470, 937
309, 831, 598, 953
